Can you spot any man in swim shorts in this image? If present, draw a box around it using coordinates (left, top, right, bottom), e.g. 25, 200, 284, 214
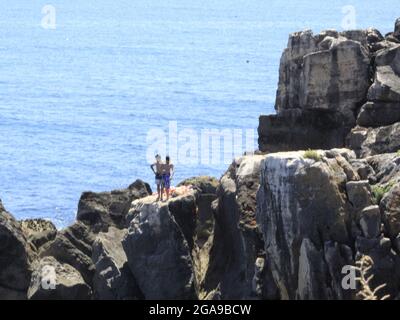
150, 154, 163, 201
161, 156, 174, 201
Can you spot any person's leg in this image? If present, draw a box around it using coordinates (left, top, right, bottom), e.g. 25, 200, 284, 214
156, 182, 161, 201
166, 175, 170, 200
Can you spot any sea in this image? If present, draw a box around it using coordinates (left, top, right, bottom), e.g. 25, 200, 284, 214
0, 0, 398, 227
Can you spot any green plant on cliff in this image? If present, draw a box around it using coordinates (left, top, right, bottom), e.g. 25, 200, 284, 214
355, 255, 390, 300
303, 149, 321, 162
372, 181, 395, 204
397, 149, 400, 156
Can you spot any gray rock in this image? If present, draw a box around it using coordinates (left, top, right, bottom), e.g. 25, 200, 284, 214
349, 159, 375, 181
21, 219, 57, 251
256, 151, 352, 299
347, 123, 400, 157
380, 183, 400, 238
357, 101, 400, 127
359, 205, 381, 238
28, 256, 92, 300
92, 227, 142, 300
122, 196, 197, 300
355, 236, 400, 298
394, 18, 400, 40
368, 45, 400, 102
0, 200, 35, 299
40, 222, 95, 287
203, 155, 278, 300
346, 180, 373, 215
77, 179, 151, 231
258, 109, 352, 152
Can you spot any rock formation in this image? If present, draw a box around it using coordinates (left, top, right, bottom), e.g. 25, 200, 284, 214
2, 19, 400, 300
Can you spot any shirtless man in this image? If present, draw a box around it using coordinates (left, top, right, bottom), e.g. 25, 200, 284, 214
161, 156, 174, 201
150, 154, 163, 201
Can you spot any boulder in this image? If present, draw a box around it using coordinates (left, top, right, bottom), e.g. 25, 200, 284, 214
122, 194, 197, 300
0, 200, 35, 299
77, 179, 151, 231
92, 227, 142, 300
28, 256, 91, 300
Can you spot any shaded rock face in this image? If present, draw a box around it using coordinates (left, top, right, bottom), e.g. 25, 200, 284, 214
77, 179, 151, 231
357, 102, 400, 128
28, 256, 92, 300
276, 31, 371, 114
0, 201, 35, 299
20, 219, 57, 251
92, 227, 142, 300
256, 149, 400, 299
39, 221, 96, 287
122, 193, 197, 300
203, 155, 278, 300
368, 45, 400, 102
347, 123, 400, 157
259, 109, 351, 152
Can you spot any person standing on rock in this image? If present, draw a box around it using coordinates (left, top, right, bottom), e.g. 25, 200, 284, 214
161, 156, 174, 201
150, 154, 163, 201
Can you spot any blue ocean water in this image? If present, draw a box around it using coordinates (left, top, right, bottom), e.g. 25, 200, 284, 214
0, 1, 398, 227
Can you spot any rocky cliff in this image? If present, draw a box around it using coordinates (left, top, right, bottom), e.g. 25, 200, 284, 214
2, 19, 400, 300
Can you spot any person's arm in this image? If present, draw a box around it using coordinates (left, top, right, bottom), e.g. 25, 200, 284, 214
170, 164, 174, 179
150, 163, 156, 174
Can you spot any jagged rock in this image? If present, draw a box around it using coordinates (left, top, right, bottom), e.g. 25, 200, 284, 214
349, 158, 375, 181
204, 155, 278, 300
357, 101, 400, 127
39, 222, 95, 286
366, 153, 400, 184
368, 45, 400, 102
0, 200, 35, 299
276, 31, 370, 118
77, 179, 151, 231
92, 226, 142, 300
380, 184, 400, 238
346, 180, 373, 216
122, 193, 197, 300
359, 205, 381, 238
355, 236, 400, 298
260, 29, 371, 152
178, 176, 219, 195
21, 219, 57, 250
347, 123, 400, 157
256, 150, 355, 299
28, 256, 91, 300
